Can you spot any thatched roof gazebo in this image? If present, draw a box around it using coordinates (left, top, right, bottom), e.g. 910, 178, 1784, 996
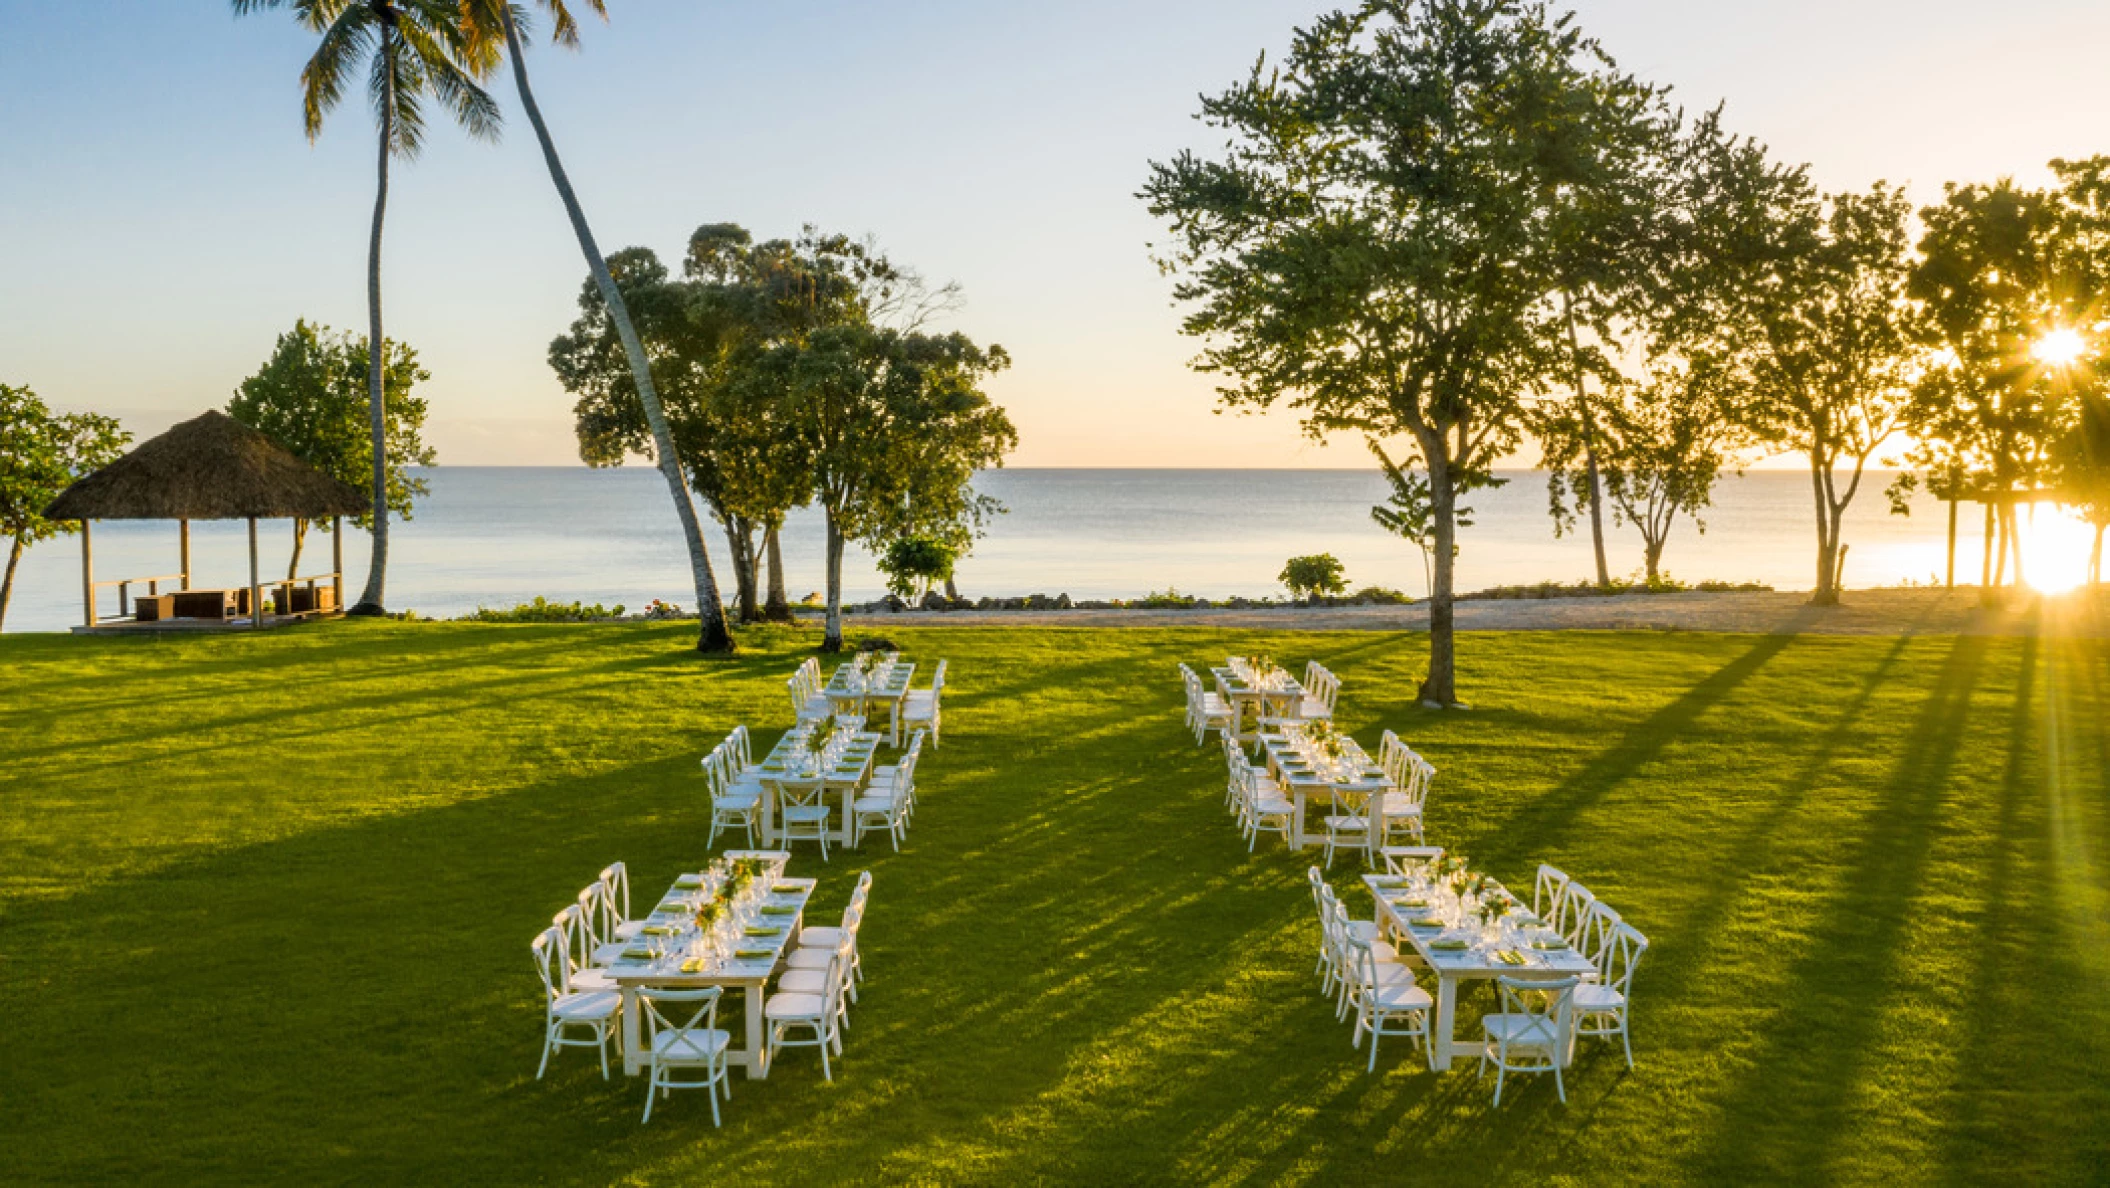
44, 410, 367, 630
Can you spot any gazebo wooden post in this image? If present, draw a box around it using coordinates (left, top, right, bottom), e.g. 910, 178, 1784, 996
179, 519, 192, 591
248, 516, 263, 630
331, 516, 344, 612
80, 520, 96, 627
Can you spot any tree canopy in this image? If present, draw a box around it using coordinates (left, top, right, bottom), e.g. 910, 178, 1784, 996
0, 384, 129, 630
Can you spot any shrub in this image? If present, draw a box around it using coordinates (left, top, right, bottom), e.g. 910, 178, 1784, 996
877, 537, 956, 599
1280, 554, 1348, 602
464, 597, 625, 623
1349, 585, 1414, 605
1137, 588, 1206, 609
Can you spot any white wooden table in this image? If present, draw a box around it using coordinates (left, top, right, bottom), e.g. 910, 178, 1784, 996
1263, 733, 1391, 853
605, 853, 808, 1080
756, 731, 883, 846
1362, 872, 1600, 1070
1211, 664, 1304, 742
823, 659, 915, 744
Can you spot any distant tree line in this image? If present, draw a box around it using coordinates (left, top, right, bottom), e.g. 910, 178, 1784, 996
1146, 0, 2110, 705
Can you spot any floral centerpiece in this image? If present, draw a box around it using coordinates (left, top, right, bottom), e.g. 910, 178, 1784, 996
1301, 718, 1346, 760
694, 898, 725, 930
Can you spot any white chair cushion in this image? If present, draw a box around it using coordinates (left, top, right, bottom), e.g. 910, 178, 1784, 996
552, 990, 620, 1020
765, 991, 828, 1021
798, 927, 846, 948
1251, 798, 1295, 815
1574, 984, 1625, 1011
852, 796, 896, 813
650, 1027, 730, 1062
714, 793, 761, 812
1299, 699, 1332, 718
1368, 980, 1433, 1011
781, 806, 831, 823
569, 968, 618, 992
784, 947, 835, 971
778, 969, 833, 995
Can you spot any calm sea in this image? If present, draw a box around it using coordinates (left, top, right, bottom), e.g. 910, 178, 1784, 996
2, 467, 1998, 633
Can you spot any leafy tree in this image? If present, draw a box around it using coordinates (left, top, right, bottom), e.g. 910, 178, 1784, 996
0, 385, 128, 630
227, 320, 434, 580
460, 0, 735, 652
877, 536, 956, 600
1578, 358, 1748, 582
1907, 175, 2095, 596
235, 0, 500, 616
2061, 395, 2110, 586
1279, 554, 1347, 603
1145, 0, 1636, 705
1705, 181, 1921, 605
744, 324, 1015, 651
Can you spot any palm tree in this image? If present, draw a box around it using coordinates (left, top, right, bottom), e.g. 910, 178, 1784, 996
234, 0, 500, 614
463, 0, 735, 652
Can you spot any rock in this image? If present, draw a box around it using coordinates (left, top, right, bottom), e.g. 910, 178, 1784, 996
884, 594, 907, 613
920, 590, 949, 611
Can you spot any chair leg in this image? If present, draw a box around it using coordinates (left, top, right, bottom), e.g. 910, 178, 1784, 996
641, 1069, 656, 1123
1621, 1021, 1634, 1070
598, 1025, 611, 1080
537, 1026, 554, 1079
1554, 1062, 1567, 1104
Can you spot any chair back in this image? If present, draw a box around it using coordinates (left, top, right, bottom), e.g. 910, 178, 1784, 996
1312, 666, 1340, 714
703, 747, 737, 806
779, 779, 827, 811
639, 986, 724, 1060
728, 724, 752, 770
1598, 922, 1647, 1000
787, 672, 810, 714
930, 659, 947, 693
575, 885, 613, 951
599, 862, 632, 924
1377, 730, 1407, 784
1533, 864, 1570, 920
532, 926, 568, 1001
550, 906, 596, 985
1496, 975, 1579, 1050
1577, 898, 1624, 966
1400, 756, 1434, 812
1555, 883, 1597, 947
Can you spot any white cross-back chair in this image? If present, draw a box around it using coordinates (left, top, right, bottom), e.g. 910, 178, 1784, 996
777, 778, 833, 862
638, 986, 731, 1125
1376, 730, 1409, 783
1182, 664, 1234, 745
1322, 894, 1398, 1019
1307, 868, 1336, 987
779, 929, 857, 1033
1575, 898, 1623, 974
706, 747, 761, 849
1381, 846, 1444, 874
1320, 786, 1374, 869
1533, 864, 1572, 921
532, 926, 620, 1079
766, 948, 847, 1080
793, 870, 871, 991
1380, 755, 1432, 846
598, 862, 647, 941
556, 901, 621, 988
901, 661, 945, 747
1227, 737, 1294, 850
1574, 922, 1647, 1068
868, 730, 925, 826
1555, 883, 1598, 950
1345, 931, 1432, 1072
853, 732, 923, 851
789, 664, 831, 726
1299, 662, 1340, 722
1480, 975, 1580, 1105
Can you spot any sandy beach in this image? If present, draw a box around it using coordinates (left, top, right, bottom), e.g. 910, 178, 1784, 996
852, 587, 2110, 636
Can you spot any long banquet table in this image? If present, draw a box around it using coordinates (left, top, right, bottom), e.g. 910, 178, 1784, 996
1210, 663, 1305, 741
822, 658, 915, 745
603, 851, 809, 1079
755, 728, 884, 847
1262, 732, 1392, 853
1362, 872, 1600, 1070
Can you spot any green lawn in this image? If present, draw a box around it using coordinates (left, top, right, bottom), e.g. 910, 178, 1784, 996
2, 621, 2106, 1184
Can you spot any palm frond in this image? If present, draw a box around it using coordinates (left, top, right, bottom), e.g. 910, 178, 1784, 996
398, 18, 503, 142
299, 4, 376, 142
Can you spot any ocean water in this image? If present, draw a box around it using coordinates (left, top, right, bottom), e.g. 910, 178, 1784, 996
0, 466, 2052, 634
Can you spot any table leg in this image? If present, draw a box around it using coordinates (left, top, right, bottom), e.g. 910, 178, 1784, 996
1432, 975, 1458, 1071
745, 982, 769, 1079
1291, 786, 1308, 850
761, 785, 778, 846
621, 987, 643, 1075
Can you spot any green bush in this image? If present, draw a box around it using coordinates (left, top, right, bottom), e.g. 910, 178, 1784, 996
878, 536, 957, 599
1279, 554, 1348, 602
1136, 588, 1206, 609
1349, 585, 1414, 605
463, 597, 625, 623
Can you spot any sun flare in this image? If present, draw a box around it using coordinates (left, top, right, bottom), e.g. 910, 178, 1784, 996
2032, 327, 2088, 368
2018, 503, 2097, 594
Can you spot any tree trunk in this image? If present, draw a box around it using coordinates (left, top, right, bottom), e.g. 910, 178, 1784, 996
1945, 499, 1958, 590
287, 518, 308, 583
944, 573, 960, 602
0, 536, 23, 632
722, 515, 759, 623
1642, 536, 1665, 585
2009, 503, 2027, 590
1416, 439, 1458, 707
1980, 502, 1996, 598
2091, 523, 2104, 587
349, 41, 394, 617
1562, 298, 1612, 587
763, 523, 792, 622
499, 9, 732, 654
1992, 502, 2010, 591
823, 511, 846, 652
1808, 456, 1839, 607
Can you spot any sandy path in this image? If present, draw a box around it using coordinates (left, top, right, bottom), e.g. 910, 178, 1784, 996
846, 587, 2108, 636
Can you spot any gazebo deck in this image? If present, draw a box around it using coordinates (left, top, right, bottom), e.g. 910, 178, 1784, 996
70, 609, 345, 634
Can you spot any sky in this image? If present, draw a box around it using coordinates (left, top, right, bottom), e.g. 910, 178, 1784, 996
3, 1, 2109, 468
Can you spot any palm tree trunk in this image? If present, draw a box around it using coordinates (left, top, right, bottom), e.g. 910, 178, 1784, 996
823, 510, 846, 652
763, 523, 792, 622
498, 9, 732, 653
350, 45, 393, 616
0, 536, 23, 632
